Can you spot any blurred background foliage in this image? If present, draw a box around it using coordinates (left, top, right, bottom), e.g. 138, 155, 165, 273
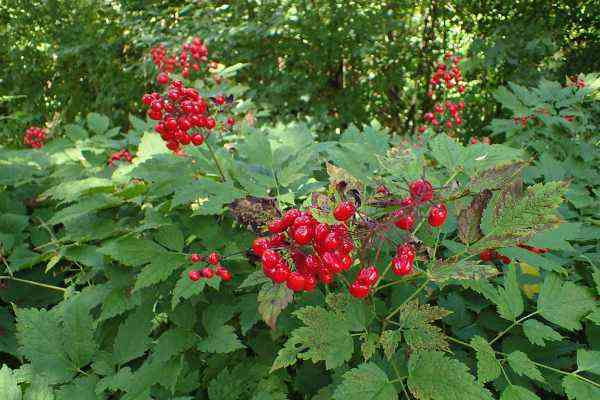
1, 0, 599, 142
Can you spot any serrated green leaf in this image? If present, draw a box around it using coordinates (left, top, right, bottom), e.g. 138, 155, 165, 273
379, 330, 401, 360
468, 162, 527, 193
465, 265, 523, 321
500, 385, 541, 400
506, 351, 544, 382
500, 246, 566, 273
408, 351, 493, 400
360, 333, 379, 362
62, 294, 98, 369
198, 324, 245, 354
134, 253, 186, 292
41, 177, 114, 203
87, 113, 110, 134
429, 133, 463, 172
587, 309, 600, 325
522, 319, 563, 346
55, 376, 99, 400
153, 224, 184, 252
172, 267, 206, 309
397, 301, 450, 352
576, 349, 600, 375
238, 270, 270, 289
16, 308, 75, 384
47, 194, 121, 225
258, 281, 293, 330
0, 365, 21, 400
333, 363, 397, 400
271, 306, 353, 371
563, 375, 600, 400
428, 259, 499, 284
537, 274, 596, 331
237, 294, 260, 335
23, 376, 53, 400
471, 336, 501, 383
113, 305, 153, 366
208, 368, 242, 400
152, 328, 195, 364
171, 178, 244, 214
99, 236, 165, 267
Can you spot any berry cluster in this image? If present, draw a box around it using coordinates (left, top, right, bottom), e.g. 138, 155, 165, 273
392, 243, 417, 276
188, 251, 232, 282
23, 126, 47, 148
107, 149, 133, 166
469, 136, 491, 145
391, 179, 448, 231
151, 37, 208, 82
418, 52, 466, 133
252, 202, 357, 293
142, 80, 219, 153
349, 266, 378, 298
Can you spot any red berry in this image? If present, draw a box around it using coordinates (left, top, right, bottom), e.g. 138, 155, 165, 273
293, 225, 314, 245
286, 272, 306, 292
268, 219, 286, 233
349, 282, 369, 299
216, 266, 232, 281
262, 249, 280, 269
283, 208, 301, 227
190, 253, 202, 263
188, 270, 202, 281
500, 256, 511, 265
479, 249, 495, 262
252, 237, 270, 256
357, 266, 379, 286
272, 266, 290, 283
201, 267, 214, 278
208, 252, 220, 265
157, 72, 170, 85
333, 201, 356, 222
409, 179, 434, 204
314, 223, 330, 244
323, 232, 340, 251
428, 203, 448, 227
418, 125, 427, 133
392, 256, 413, 276
303, 275, 317, 291
394, 210, 415, 231
396, 243, 416, 262
191, 134, 205, 146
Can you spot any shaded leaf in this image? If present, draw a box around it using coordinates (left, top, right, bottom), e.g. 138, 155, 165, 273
333, 363, 397, 400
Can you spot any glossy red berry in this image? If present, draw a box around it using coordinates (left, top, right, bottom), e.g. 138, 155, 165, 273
293, 225, 314, 245
428, 203, 448, 227
500, 256, 511, 265
208, 252, 220, 265
190, 253, 202, 263
357, 266, 379, 286
323, 232, 340, 251
157, 72, 170, 85
272, 266, 290, 283
286, 272, 306, 292
216, 266, 232, 281
252, 237, 270, 256
409, 179, 434, 204
392, 256, 414, 276
268, 219, 286, 233
303, 275, 317, 292
283, 208, 301, 227
333, 201, 356, 221
262, 249, 280, 269
188, 270, 202, 281
201, 267, 214, 278
394, 210, 415, 231
191, 134, 205, 146
479, 249, 495, 262
349, 282, 370, 299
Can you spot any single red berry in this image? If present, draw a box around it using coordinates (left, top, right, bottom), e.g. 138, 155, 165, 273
190, 253, 202, 263
409, 179, 434, 204
293, 225, 314, 245
394, 210, 415, 231
349, 282, 369, 299
323, 232, 340, 251
272, 266, 290, 283
216, 266, 232, 281
428, 203, 448, 227
357, 266, 379, 286
157, 72, 170, 85
262, 249, 280, 269
339, 254, 353, 271
396, 243, 416, 262
188, 270, 202, 281
286, 272, 306, 292
333, 201, 356, 222
303, 275, 317, 291
191, 134, 205, 146
252, 237, 270, 256
500, 256, 511, 265
391, 256, 414, 276
418, 125, 427, 133
208, 252, 220, 265
283, 208, 301, 227
268, 219, 286, 233
201, 267, 214, 278
479, 249, 495, 262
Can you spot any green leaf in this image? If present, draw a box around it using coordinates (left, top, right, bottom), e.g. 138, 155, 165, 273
506, 351, 544, 382
41, 177, 113, 203
471, 336, 501, 383
537, 274, 596, 331
500, 385, 541, 400
0, 365, 21, 400
429, 133, 463, 172
332, 363, 397, 400
172, 267, 206, 309
522, 320, 563, 346
208, 368, 242, 400
62, 294, 98, 369
198, 324, 245, 354
271, 306, 353, 371
238, 270, 270, 289
500, 246, 565, 273
134, 253, 186, 292
112, 306, 154, 366
171, 179, 244, 214
428, 259, 499, 284
257, 281, 293, 330
153, 224, 184, 252
407, 351, 493, 400
16, 308, 75, 384
99, 236, 165, 267
360, 333, 379, 362
397, 301, 450, 352
379, 330, 402, 360
457, 190, 492, 244
87, 112, 110, 134
468, 162, 527, 193
563, 375, 600, 400
576, 349, 600, 375
47, 194, 121, 225
465, 265, 523, 321
237, 294, 260, 335
152, 328, 195, 364
55, 376, 99, 400
23, 376, 53, 400
64, 123, 89, 141
587, 309, 600, 325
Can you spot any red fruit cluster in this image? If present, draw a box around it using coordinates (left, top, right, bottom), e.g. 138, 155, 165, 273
517, 243, 549, 254
188, 251, 232, 282
107, 149, 133, 166
252, 205, 356, 293
392, 243, 416, 276
418, 52, 466, 133
141, 80, 219, 153
479, 249, 511, 265
150, 37, 208, 81
469, 136, 491, 145
23, 126, 46, 148
391, 179, 448, 231
349, 266, 379, 298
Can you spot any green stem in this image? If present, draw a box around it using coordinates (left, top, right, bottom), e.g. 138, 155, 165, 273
489, 311, 539, 345
205, 141, 226, 182
385, 279, 429, 321
0, 275, 67, 292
